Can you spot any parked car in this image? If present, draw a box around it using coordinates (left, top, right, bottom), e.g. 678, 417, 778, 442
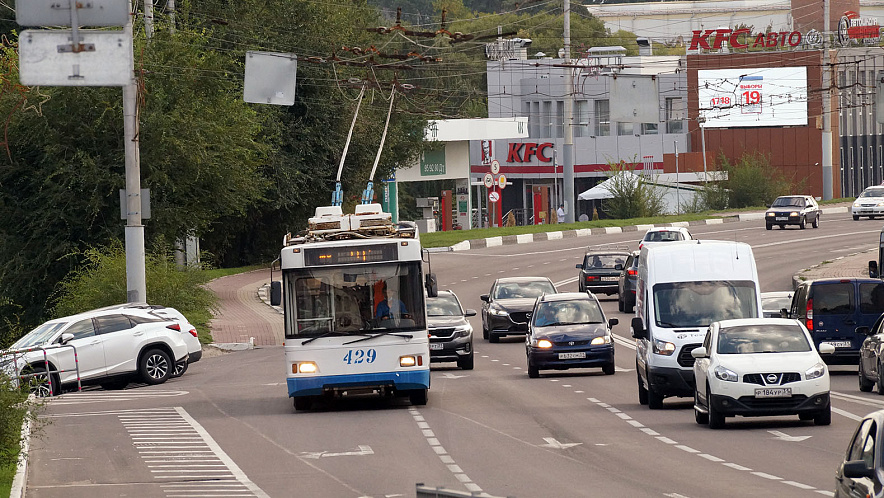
691, 318, 834, 429
835, 408, 884, 498
575, 246, 631, 295
637, 226, 693, 250
96, 303, 201, 378
481, 276, 557, 343
760, 291, 794, 318
785, 278, 884, 364
525, 292, 618, 378
852, 185, 884, 220
764, 195, 820, 230
426, 290, 476, 370
617, 250, 640, 313
0, 306, 190, 396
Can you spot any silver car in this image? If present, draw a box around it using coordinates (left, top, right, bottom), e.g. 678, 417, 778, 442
853, 186, 884, 220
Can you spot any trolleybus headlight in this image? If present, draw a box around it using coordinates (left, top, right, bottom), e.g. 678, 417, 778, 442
399, 355, 423, 367
292, 362, 318, 374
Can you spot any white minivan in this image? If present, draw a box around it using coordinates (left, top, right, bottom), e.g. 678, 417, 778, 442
631, 240, 762, 409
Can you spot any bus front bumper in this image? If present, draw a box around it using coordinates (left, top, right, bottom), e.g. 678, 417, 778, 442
287, 369, 430, 398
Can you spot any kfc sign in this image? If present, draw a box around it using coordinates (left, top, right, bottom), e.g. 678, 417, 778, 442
689, 29, 803, 50
507, 142, 554, 162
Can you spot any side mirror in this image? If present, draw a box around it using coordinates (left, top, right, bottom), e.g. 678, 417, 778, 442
464, 309, 477, 317
843, 460, 876, 479
608, 318, 619, 328
576, 264, 583, 269
270, 281, 282, 306
856, 326, 872, 336
615, 264, 623, 271
818, 343, 836, 355
631, 317, 647, 340
425, 273, 438, 298
60, 333, 75, 345
480, 294, 490, 302
870, 260, 879, 279
780, 308, 790, 318
691, 346, 708, 359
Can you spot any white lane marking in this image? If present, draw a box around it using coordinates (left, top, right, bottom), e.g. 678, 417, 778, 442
50, 390, 189, 405
541, 437, 582, 450
409, 407, 484, 495
768, 430, 811, 442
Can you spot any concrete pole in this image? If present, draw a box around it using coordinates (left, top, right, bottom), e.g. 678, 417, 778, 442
168, 0, 176, 33
563, 0, 575, 222
143, 0, 154, 39
821, 0, 834, 200
675, 141, 680, 214
125, 1, 146, 302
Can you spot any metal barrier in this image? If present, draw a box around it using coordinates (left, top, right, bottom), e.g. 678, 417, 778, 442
0, 343, 82, 395
415, 484, 513, 498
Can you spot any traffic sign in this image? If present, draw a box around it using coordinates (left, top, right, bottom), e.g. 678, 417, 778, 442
19, 30, 132, 86
483, 173, 494, 189
16, 0, 130, 27
489, 191, 500, 203
497, 174, 507, 189
490, 159, 500, 175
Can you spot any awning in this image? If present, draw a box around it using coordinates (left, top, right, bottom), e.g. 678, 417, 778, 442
577, 171, 641, 201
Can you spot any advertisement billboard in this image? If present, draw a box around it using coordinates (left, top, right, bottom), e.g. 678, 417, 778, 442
698, 67, 808, 128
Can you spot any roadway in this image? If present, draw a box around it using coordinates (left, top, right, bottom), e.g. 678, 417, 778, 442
23, 211, 884, 498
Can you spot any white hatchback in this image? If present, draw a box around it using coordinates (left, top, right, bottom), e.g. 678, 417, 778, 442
0, 307, 190, 396
637, 226, 693, 250
692, 318, 834, 429
852, 186, 884, 220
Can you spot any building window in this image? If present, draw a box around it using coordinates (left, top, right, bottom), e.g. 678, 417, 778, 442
641, 123, 658, 135
665, 97, 684, 134
617, 122, 634, 135
542, 101, 552, 137
556, 101, 564, 138
531, 101, 540, 138
523, 101, 533, 138
595, 99, 610, 136
574, 100, 589, 138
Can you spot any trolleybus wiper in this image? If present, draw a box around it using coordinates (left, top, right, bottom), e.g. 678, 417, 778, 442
343, 331, 414, 345
301, 331, 370, 345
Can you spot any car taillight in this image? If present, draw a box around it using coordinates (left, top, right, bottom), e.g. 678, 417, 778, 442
166, 323, 181, 332
627, 269, 637, 276
587, 276, 599, 281
188, 328, 197, 338
806, 298, 813, 331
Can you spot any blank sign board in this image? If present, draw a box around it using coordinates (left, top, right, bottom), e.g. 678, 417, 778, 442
19, 30, 132, 86
244, 51, 297, 106
16, 0, 130, 27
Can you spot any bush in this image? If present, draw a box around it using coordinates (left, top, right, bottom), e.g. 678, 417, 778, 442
601, 160, 666, 219
717, 151, 800, 208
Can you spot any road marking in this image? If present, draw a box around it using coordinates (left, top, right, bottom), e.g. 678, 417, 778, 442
300, 446, 374, 459
540, 437, 582, 450
50, 389, 189, 405
409, 407, 484, 494
768, 430, 812, 442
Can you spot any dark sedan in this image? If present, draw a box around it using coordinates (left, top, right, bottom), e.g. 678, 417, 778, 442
525, 292, 618, 378
481, 276, 557, 343
835, 408, 884, 498
617, 250, 640, 313
427, 290, 476, 370
576, 249, 630, 295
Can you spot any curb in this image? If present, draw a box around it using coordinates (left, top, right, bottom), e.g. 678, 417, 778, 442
791, 247, 876, 290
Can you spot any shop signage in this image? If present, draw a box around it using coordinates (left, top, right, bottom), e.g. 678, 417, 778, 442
838, 11, 880, 46
689, 28, 804, 50
506, 142, 554, 162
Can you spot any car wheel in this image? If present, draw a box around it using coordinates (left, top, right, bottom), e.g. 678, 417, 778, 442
482, 321, 489, 340
617, 297, 624, 312
625, 296, 635, 314
20, 365, 58, 397
139, 348, 172, 385
648, 389, 664, 410
694, 390, 709, 425
293, 397, 312, 411
766, 223, 772, 230
812, 214, 819, 228
707, 386, 725, 429
637, 369, 648, 405
854, 215, 860, 221
489, 333, 500, 343
170, 360, 188, 378
457, 351, 474, 370
528, 363, 539, 378
409, 389, 428, 406
877, 362, 884, 395
859, 361, 875, 392
814, 405, 832, 426
602, 363, 615, 375
799, 216, 806, 229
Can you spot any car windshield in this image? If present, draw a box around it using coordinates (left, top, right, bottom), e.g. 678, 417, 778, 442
534, 300, 604, 326
653, 280, 759, 327
9, 322, 68, 350
860, 188, 884, 198
644, 231, 683, 242
771, 197, 804, 207
583, 254, 627, 269
494, 281, 556, 299
427, 295, 463, 317
716, 324, 811, 354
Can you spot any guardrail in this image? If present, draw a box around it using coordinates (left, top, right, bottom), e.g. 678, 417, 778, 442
0, 343, 82, 395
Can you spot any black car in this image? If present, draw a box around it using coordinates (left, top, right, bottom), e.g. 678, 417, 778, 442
576, 248, 630, 295
617, 250, 640, 313
764, 195, 820, 230
481, 276, 557, 343
427, 290, 476, 370
835, 408, 884, 498
525, 292, 618, 378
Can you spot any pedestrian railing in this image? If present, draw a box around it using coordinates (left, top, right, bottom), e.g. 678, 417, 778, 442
0, 343, 82, 395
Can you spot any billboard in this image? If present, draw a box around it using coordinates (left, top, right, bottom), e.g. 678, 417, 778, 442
698, 67, 808, 128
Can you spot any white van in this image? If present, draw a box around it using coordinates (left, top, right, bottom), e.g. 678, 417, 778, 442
632, 240, 762, 409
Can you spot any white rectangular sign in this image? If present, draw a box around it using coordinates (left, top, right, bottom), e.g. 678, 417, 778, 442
16, 0, 130, 27
19, 30, 132, 86
698, 67, 807, 128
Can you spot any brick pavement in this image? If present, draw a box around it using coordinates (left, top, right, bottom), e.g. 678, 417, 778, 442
793, 248, 876, 287
205, 269, 283, 346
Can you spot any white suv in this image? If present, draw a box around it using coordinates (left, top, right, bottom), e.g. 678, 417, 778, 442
1, 307, 190, 395
852, 186, 884, 220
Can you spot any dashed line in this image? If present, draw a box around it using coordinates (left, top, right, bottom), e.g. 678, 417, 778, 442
410, 407, 483, 495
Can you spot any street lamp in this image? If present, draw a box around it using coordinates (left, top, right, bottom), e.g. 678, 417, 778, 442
697, 115, 708, 181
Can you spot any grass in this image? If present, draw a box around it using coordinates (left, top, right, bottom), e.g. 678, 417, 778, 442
201, 264, 269, 281
0, 459, 15, 496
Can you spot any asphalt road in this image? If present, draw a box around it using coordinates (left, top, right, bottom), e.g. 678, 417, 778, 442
24, 210, 884, 498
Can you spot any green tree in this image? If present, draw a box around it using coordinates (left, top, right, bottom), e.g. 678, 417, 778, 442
600, 160, 665, 219
716, 150, 799, 208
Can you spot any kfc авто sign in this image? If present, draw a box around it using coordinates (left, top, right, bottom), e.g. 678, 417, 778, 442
689, 28, 804, 50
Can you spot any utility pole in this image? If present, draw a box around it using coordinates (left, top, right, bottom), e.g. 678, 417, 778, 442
124, 2, 146, 302
821, 0, 833, 200
563, 0, 575, 222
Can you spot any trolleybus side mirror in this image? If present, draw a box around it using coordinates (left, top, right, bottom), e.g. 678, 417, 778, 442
270, 281, 282, 306
425, 273, 438, 298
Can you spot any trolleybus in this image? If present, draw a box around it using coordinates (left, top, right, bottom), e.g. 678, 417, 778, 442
271, 203, 434, 410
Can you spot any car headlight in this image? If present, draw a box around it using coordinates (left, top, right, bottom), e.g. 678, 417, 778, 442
853, 201, 861, 207
789, 211, 799, 217
713, 365, 738, 382
489, 307, 509, 316
591, 335, 611, 345
765, 212, 775, 217
531, 338, 553, 348
805, 362, 826, 380
454, 325, 472, 337
652, 339, 675, 355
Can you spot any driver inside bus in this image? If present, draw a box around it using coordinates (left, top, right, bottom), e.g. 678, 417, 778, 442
376, 287, 407, 320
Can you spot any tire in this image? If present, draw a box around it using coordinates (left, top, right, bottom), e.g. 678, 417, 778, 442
694, 390, 709, 425
707, 387, 725, 429
625, 296, 635, 314
489, 333, 500, 343
766, 223, 772, 231
409, 389, 428, 406
482, 321, 489, 340
648, 389, 664, 410
20, 365, 58, 397
457, 351, 474, 370
139, 348, 172, 385
854, 215, 860, 221
618, 297, 624, 312
812, 214, 819, 228
528, 364, 539, 378
293, 397, 312, 411
876, 362, 884, 395
799, 216, 806, 229
170, 360, 188, 378
602, 363, 615, 375
814, 405, 832, 426
859, 361, 875, 392
637, 369, 649, 405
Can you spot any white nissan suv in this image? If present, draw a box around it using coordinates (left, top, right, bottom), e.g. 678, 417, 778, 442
1, 306, 190, 396
691, 318, 834, 429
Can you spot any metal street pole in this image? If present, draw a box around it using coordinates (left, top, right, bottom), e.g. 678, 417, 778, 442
563, 0, 575, 222
674, 141, 680, 215
821, 0, 834, 200
698, 116, 708, 181
124, 2, 146, 302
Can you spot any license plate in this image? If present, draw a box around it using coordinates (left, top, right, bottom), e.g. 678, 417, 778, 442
775, 217, 788, 221
602, 276, 618, 281
823, 341, 852, 348
558, 352, 586, 359
755, 387, 792, 398
429, 343, 443, 350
